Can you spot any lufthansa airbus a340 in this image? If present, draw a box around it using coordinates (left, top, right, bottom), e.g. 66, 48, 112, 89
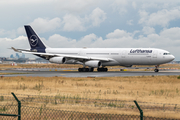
12, 25, 175, 72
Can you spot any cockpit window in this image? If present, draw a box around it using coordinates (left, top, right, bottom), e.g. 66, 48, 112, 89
163, 53, 171, 55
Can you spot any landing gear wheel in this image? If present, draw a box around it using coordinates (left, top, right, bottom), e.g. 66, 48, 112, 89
89, 68, 94, 72
78, 68, 82, 72
154, 65, 159, 72
154, 69, 159, 72
78, 68, 89, 72
97, 68, 108, 72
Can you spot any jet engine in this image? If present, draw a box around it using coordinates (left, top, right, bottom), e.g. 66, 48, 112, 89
85, 60, 102, 68
49, 57, 66, 64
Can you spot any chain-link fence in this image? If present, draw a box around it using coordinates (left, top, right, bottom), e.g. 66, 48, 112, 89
1, 93, 180, 112
0, 93, 180, 120
1, 104, 140, 120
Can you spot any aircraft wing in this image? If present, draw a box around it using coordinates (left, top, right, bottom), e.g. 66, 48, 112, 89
11, 47, 31, 52
11, 47, 112, 62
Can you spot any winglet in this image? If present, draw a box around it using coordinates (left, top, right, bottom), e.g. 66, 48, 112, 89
11, 47, 21, 52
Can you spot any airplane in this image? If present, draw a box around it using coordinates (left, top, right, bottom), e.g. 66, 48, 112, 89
12, 25, 175, 72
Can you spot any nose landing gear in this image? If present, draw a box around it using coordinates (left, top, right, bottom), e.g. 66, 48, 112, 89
154, 69, 159, 72
154, 65, 159, 72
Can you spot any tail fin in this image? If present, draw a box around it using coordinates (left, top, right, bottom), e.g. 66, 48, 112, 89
24, 25, 48, 52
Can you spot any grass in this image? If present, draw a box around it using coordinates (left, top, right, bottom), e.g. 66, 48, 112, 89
0, 63, 82, 69
1, 76, 180, 103
0, 63, 180, 118
0, 76, 180, 118
0, 106, 6, 112
0, 72, 30, 75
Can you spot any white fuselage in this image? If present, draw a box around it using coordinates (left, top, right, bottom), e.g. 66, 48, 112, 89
46, 48, 175, 66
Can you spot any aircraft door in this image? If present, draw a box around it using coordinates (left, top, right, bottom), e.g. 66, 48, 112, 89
121, 50, 126, 58
153, 50, 157, 58
152, 50, 158, 63
120, 50, 127, 64
79, 49, 86, 56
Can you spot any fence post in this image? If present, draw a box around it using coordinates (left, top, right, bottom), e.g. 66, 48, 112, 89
134, 100, 143, 120
11, 92, 21, 120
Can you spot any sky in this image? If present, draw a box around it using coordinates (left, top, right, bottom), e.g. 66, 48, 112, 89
0, 0, 180, 60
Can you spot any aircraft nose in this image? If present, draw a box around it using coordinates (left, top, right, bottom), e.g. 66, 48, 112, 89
170, 55, 175, 61
171, 55, 175, 60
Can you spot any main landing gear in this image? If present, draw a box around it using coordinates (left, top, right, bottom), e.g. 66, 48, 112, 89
154, 65, 159, 72
97, 67, 108, 72
78, 67, 108, 72
78, 61, 108, 72
78, 68, 94, 72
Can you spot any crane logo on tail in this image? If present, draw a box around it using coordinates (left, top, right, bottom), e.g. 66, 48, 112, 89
30, 35, 38, 46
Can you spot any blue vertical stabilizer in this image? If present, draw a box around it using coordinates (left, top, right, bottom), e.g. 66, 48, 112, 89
24, 25, 47, 52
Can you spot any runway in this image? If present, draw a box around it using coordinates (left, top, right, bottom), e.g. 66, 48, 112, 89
0, 68, 180, 77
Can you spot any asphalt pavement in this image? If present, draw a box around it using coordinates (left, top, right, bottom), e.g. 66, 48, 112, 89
0, 68, 180, 77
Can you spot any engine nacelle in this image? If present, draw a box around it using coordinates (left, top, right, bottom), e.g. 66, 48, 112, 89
49, 57, 66, 64
85, 60, 102, 68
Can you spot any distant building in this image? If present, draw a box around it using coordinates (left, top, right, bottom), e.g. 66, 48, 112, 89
15, 53, 20, 58
10, 54, 14, 58
21, 53, 25, 58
